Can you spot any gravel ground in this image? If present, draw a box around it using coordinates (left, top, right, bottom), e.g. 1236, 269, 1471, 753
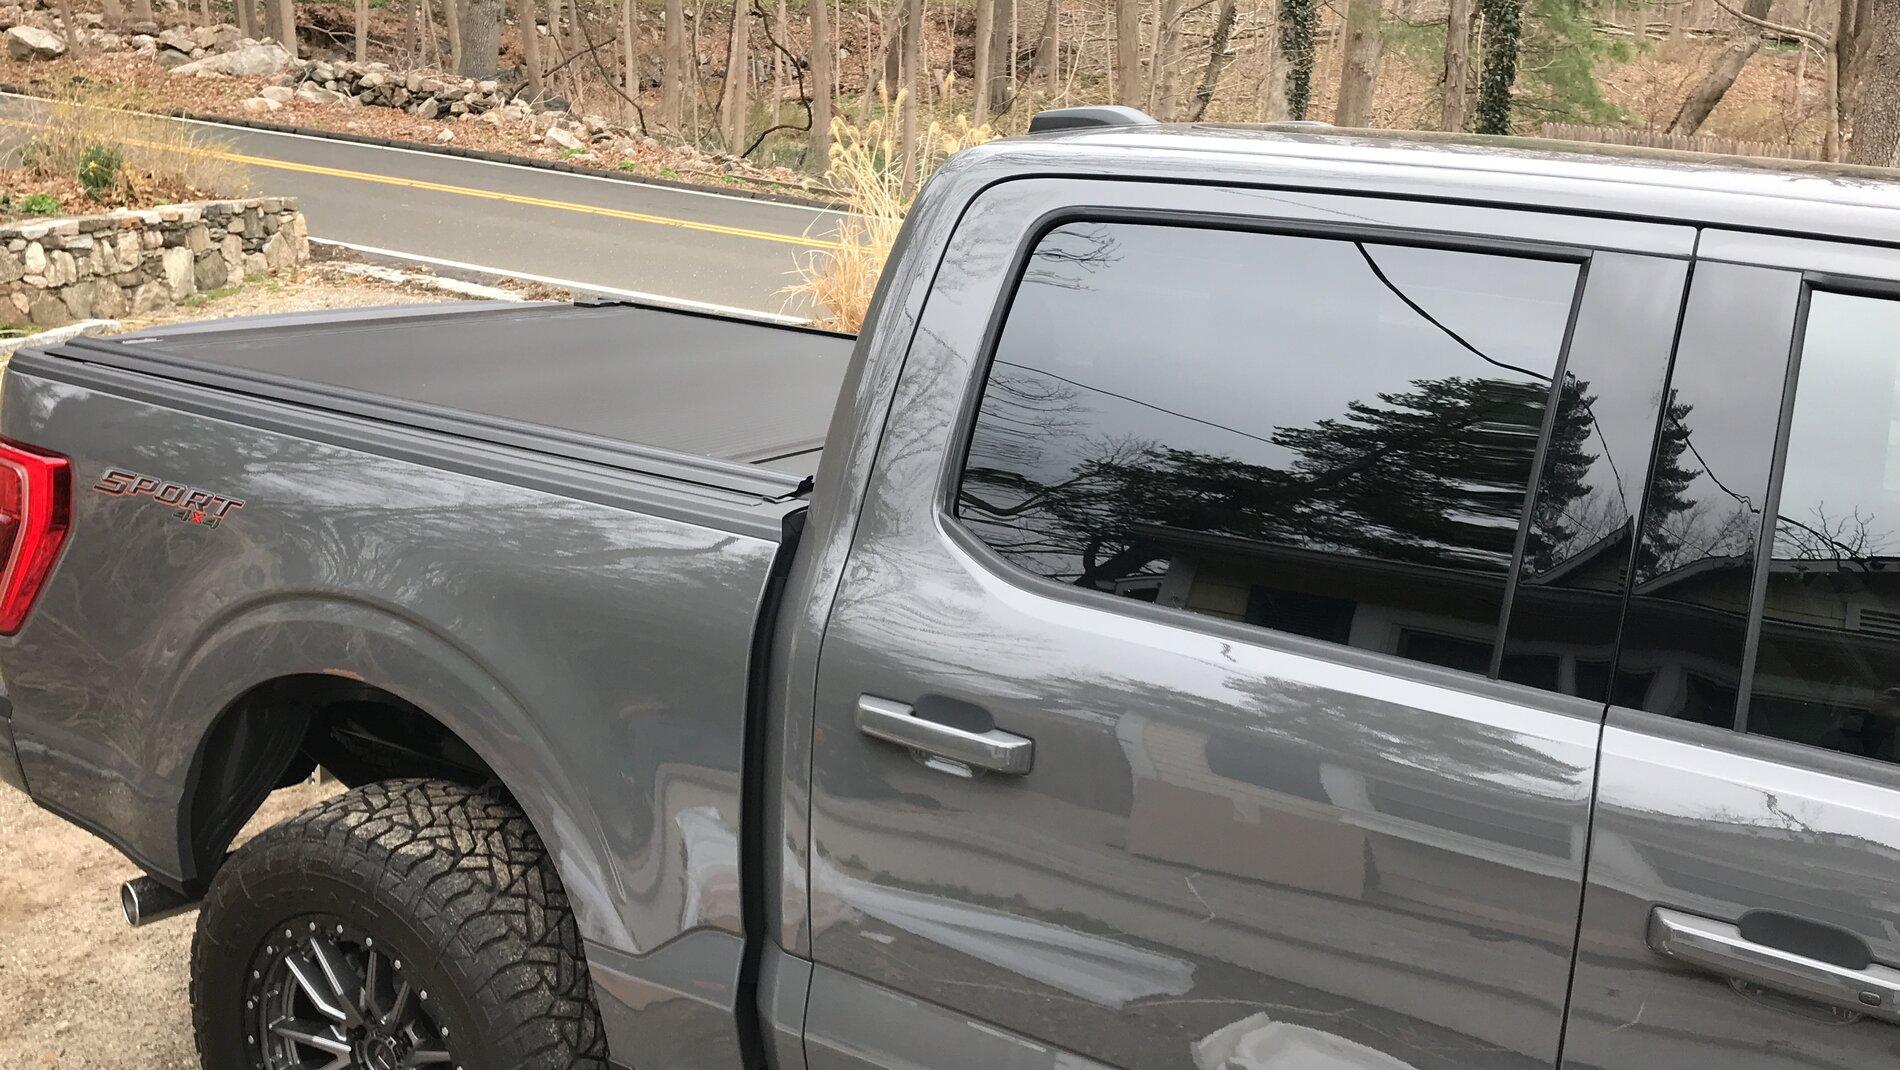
0, 779, 341, 1069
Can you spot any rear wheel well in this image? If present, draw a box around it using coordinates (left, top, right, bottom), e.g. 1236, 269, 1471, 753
181, 674, 498, 888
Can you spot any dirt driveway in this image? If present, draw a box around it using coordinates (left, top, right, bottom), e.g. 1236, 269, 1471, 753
0, 780, 338, 1069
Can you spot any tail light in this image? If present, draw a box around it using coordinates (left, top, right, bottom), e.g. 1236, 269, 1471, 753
0, 439, 71, 635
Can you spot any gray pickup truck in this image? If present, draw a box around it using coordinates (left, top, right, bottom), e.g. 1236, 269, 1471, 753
5, 108, 1900, 1070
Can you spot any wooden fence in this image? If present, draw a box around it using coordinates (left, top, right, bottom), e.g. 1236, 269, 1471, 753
1538, 122, 1823, 162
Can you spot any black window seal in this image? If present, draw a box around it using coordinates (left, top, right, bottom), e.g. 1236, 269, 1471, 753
1735, 280, 1815, 734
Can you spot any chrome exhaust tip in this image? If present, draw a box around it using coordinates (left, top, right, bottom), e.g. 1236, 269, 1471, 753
120, 875, 199, 928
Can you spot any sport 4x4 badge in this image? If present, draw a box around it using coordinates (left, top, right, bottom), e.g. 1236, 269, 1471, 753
93, 468, 245, 528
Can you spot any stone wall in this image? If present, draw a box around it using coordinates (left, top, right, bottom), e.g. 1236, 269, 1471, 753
0, 198, 308, 327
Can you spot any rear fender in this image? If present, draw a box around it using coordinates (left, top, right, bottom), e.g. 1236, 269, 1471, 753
163, 594, 625, 951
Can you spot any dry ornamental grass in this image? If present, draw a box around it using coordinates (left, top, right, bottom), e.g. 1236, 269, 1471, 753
7, 83, 250, 210
789, 80, 994, 333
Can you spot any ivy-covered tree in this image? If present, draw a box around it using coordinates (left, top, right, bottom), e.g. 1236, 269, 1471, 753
1474, 0, 1522, 134
1280, 0, 1318, 120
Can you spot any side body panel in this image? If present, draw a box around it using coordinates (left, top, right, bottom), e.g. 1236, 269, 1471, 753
0, 366, 788, 1070
801, 177, 1693, 1070
1563, 237, 1900, 1068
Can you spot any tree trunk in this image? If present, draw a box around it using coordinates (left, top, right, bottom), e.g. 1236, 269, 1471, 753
126, 0, 154, 32
1150, 0, 1185, 119
519, 0, 544, 101
234, 0, 254, 40
1114, 0, 1141, 105
445, 0, 463, 72
620, 0, 636, 93
456, 0, 501, 75
1846, 0, 1900, 165
809, 0, 833, 168
1334, 0, 1381, 126
973, 0, 993, 123
1184, 0, 1237, 121
1667, 0, 1771, 134
1837, 0, 1874, 146
1279, 0, 1315, 119
1474, 0, 1521, 135
662, 0, 685, 126
720, 0, 752, 153
986, 0, 1013, 111
1032, 0, 1057, 92
100, 0, 124, 31
355, 0, 369, 60
761, 0, 785, 153
53, 0, 81, 55
900, 0, 920, 192
276, 0, 297, 56
1442, 0, 1474, 130
883, 3, 903, 89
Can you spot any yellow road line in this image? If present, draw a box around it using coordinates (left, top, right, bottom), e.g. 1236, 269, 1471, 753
0, 115, 841, 251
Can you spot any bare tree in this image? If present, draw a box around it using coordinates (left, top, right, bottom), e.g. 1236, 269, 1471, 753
769, 0, 788, 144
53, 0, 81, 55
1846, 0, 1900, 164
900, 0, 921, 191
1114, 0, 1141, 105
1149, 0, 1185, 119
275, 0, 297, 56
974, 0, 995, 123
662, 0, 686, 127
233, 0, 255, 39
1442, 0, 1475, 130
1668, 0, 1771, 134
620, 0, 638, 117
445, 0, 463, 72
457, 0, 503, 75
719, 0, 751, 152
355, 0, 369, 61
1334, 0, 1381, 126
1032, 0, 1058, 94
810, 0, 834, 167
987, 0, 1014, 112
127, 0, 154, 32
519, 0, 545, 101
1711, 0, 1846, 158
1184, 0, 1237, 121
99, 0, 124, 31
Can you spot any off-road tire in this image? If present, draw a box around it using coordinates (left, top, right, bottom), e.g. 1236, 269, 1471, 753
190, 777, 610, 1070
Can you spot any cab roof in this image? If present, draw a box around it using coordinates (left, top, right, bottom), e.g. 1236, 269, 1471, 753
980, 122, 1900, 248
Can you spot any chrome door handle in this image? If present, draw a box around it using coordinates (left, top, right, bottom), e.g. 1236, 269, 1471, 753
855, 695, 1033, 776
1648, 907, 1900, 1025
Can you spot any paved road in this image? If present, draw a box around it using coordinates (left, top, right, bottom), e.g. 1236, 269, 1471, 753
1, 93, 841, 317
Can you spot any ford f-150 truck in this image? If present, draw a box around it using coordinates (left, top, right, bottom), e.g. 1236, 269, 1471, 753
8, 107, 1900, 1070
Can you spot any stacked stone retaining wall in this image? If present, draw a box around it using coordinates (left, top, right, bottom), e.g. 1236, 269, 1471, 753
0, 197, 308, 327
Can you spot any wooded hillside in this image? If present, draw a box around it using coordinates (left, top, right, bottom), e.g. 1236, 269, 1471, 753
52, 0, 1900, 169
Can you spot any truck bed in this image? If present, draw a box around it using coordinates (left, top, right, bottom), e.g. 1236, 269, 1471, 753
37, 300, 854, 495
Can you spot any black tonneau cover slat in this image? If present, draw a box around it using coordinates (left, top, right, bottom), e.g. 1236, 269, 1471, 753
39, 300, 855, 501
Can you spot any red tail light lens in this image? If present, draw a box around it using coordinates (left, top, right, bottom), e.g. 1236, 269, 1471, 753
0, 439, 70, 635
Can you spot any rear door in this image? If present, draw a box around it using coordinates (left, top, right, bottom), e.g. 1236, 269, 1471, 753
1563, 234, 1900, 1069
801, 177, 1695, 1070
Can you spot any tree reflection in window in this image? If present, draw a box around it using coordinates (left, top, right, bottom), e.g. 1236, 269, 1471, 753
957, 222, 1582, 674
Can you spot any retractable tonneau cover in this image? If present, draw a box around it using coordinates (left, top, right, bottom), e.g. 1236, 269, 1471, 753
32, 300, 855, 495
